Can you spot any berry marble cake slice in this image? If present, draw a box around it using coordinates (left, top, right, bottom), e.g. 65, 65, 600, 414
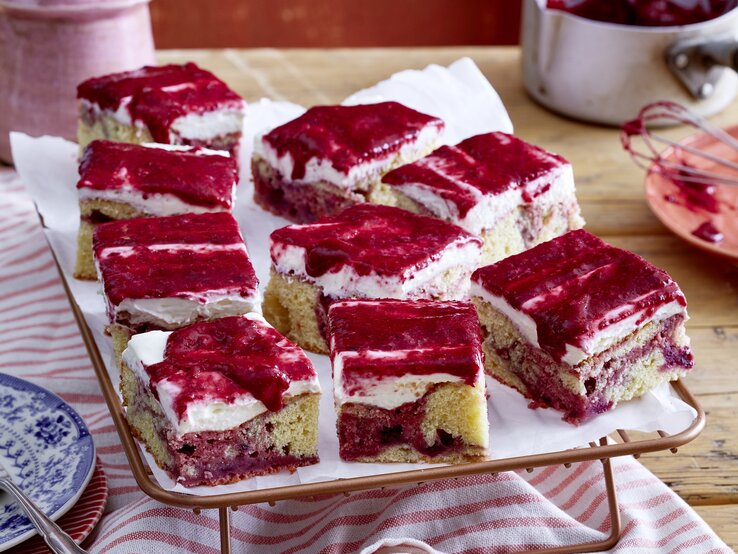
470, 229, 694, 424
74, 140, 238, 279
264, 204, 482, 354
328, 299, 488, 463
252, 101, 444, 222
92, 212, 259, 362
121, 314, 321, 487
77, 63, 246, 154
378, 132, 585, 264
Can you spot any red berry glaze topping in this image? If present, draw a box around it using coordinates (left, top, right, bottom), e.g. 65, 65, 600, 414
77, 63, 244, 143
93, 211, 242, 249
270, 204, 480, 278
93, 212, 258, 306
472, 229, 687, 362
78, 140, 237, 210
147, 316, 316, 417
262, 102, 444, 180
329, 299, 483, 389
383, 132, 567, 218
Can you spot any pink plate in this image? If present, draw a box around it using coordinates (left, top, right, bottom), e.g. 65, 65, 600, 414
645, 124, 738, 261
6, 459, 108, 554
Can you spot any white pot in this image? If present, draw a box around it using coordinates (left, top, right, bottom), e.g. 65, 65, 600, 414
521, 0, 738, 125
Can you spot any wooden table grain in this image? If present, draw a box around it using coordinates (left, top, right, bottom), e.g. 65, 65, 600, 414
157, 46, 738, 548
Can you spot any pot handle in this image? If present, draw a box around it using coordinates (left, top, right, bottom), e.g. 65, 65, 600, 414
666, 37, 738, 99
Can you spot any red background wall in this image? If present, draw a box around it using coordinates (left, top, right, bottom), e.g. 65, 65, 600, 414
149, 0, 523, 48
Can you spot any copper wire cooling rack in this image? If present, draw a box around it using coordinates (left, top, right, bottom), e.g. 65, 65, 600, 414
50, 251, 705, 554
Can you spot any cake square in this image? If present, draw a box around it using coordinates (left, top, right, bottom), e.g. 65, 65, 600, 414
378, 132, 585, 264
470, 229, 694, 424
121, 314, 321, 487
93, 211, 259, 361
328, 299, 488, 463
252, 101, 444, 222
77, 63, 246, 154
74, 140, 238, 280
264, 204, 482, 353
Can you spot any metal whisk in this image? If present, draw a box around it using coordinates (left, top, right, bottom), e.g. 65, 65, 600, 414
620, 101, 738, 187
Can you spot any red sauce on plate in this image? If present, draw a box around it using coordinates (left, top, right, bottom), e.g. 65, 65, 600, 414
663, 167, 720, 213
692, 221, 723, 242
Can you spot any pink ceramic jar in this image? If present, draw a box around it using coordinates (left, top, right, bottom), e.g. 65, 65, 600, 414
0, 0, 155, 163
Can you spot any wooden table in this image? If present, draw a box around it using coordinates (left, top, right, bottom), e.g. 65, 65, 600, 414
158, 46, 738, 548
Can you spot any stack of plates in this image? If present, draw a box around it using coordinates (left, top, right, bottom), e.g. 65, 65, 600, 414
0, 374, 107, 552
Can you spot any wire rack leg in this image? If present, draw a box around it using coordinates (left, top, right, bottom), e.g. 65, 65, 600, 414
522, 455, 622, 554
219, 507, 231, 554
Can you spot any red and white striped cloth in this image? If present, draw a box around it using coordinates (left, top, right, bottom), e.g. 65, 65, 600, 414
0, 169, 730, 554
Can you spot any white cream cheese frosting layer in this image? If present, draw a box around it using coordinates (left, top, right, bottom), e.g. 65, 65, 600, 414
393, 162, 579, 236
117, 293, 258, 330
121, 315, 321, 435
332, 348, 486, 410
82, 97, 246, 142
78, 187, 228, 217
81, 98, 134, 126
169, 105, 246, 142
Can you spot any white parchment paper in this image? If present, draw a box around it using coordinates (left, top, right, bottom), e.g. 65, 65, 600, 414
343, 57, 514, 145
10, 58, 696, 497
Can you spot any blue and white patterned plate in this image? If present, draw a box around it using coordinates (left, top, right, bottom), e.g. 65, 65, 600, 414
0, 373, 95, 552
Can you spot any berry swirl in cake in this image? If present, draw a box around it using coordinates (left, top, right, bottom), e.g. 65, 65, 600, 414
121, 314, 321, 487
252, 102, 444, 222
328, 299, 488, 463
470, 229, 694, 424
